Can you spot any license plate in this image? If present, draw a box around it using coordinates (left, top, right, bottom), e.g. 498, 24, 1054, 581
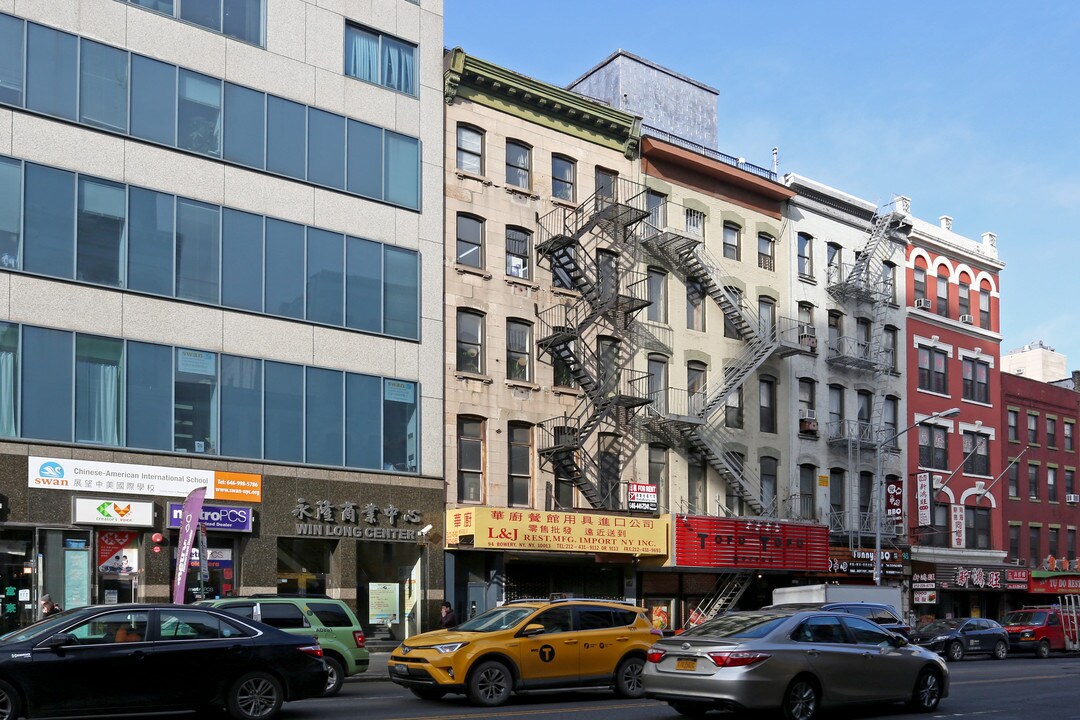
395, 665, 408, 674
675, 658, 697, 671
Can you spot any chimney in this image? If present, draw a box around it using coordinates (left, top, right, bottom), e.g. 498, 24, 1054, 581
1073, 370, 1080, 393
982, 231, 997, 248
939, 215, 953, 230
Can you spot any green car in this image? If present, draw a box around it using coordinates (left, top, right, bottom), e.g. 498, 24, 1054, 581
198, 596, 368, 696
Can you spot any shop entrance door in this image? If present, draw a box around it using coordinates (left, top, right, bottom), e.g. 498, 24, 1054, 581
276, 572, 326, 595
0, 531, 35, 633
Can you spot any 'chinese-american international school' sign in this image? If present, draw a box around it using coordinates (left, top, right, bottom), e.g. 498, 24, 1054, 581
168, 503, 253, 533
674, 515, 829, 571
72, 498, 154, 527
29, 456, 262, 502
445, 507, 668, 556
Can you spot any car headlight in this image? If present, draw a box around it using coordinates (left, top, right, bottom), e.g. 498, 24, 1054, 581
1020, 631, 1035, 640
933, 635, 950, 643
433, 642, 468, 654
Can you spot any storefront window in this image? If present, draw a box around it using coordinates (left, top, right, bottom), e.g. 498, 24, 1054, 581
277, 537, 330, 596
0, 529, 33, 633
174, 532, 237, 602
96, 529, 140, 604
38, 528, 92, 618
357, 541, 421, 641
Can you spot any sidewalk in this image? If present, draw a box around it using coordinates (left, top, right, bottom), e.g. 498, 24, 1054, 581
351, 651, 390, 682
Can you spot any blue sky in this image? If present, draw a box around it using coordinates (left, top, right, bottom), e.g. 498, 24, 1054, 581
446, 0, 1080, 369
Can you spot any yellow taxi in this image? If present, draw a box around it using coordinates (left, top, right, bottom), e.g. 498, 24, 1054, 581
388, 597, 660, 706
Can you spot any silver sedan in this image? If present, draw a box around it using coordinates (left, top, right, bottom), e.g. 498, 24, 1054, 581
642, 609, 948, 720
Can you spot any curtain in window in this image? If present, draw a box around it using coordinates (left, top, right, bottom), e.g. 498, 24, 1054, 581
0, 351, 14, 437
76, 358, 120, 445
345, 27, 379, 84
381, 37, 415, 94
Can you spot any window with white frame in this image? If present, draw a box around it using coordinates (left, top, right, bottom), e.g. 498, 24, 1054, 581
685, 208, 705, 238
506, 320, 532, 381
758, 233, 774, 270
456, 214, 483, 268
722, 223, 740, 261
551, 155, 575, 202
505, 226, 531, 279
917, 346, 948, 394
505, 141, 531, 189
457, 415, 483, 502
507, 422, 531, 507
456, 309, 483, 374
456, 124, 483, 174
797, 232, 813, 277
919, 423, 949, 470
961, 357, 989, 403
963, 431, 991, 476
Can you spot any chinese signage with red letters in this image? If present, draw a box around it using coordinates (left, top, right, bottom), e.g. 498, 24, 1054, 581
950, 504, 966, 549
885, 477, 904, 519
674, 515, 828, 571
916, 473, 931, 526
627, 483, 658, 512
1028, 571, 1080, 593
828, 547, 906, 577
445, 507, 668, 555
937, 564, 1027, 591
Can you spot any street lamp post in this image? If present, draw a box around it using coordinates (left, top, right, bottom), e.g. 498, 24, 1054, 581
873, 407, 960, 585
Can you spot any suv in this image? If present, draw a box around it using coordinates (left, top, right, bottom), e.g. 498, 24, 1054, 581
766, 602, 911, 637
388, 597, 659, 706
198, 595, 368, 695
1001, 606, 1068, 658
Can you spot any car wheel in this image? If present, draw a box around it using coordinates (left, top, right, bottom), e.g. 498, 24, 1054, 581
670, 700, 711, 717
467, 660, 512, 707
0, 679, 21, 720
907, 667, 942, 712
946, 641, 964, 662
322, 656, 344, 697
227, 672, 284, 720
781, 675, 819, 720
992, 640, 1008, 660
409, 687, 448, 701
614, 656, 645, 698
1036, 639, 1051, 659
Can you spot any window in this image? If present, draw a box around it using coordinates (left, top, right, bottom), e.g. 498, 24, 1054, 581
1029, 526, 1041, 567
1028, 413, 1039, 444
80, 39, 129, 132
936, 270, 950, 317
963, 431, 990, 476
1007, 461, 1019, 497
647, 355, 667, 414
928, 498, 949, 547
686, 209, 705, 238
456, 124, 483, 174
758, 233, 775, 270
456, 310, 483, 374
647, 268, 667, 323
859, 471, 873, 514
1029, 463, 1039, 500
595, 168, 617, 200
131, 54, 177, 146
1048, 418, 1058, 448
798, 302, 813, 327
798, 378, 815, 416
827, 312, 842, 350
856, 318, 871, 360
883, 327, 897, 372
1048, 467, 1058, 502
24, 163, 75, 279
127, 341, 171, 451
828, 385, 844, 428
75, 334, 123, 446
0, 157, 19, 270
722, 224, 740, 260
686, 281, 705, 332
758, 297, 775, 336
857, 390, 872, 426
829, 468, 845, 514
1067, 422, 1075, 451
223, 83, 264, 168
1050, 527, 1061, 558
979, 286, 991, 329
175, 198, 220, 304
551, 341, 576, 389
723, 287, 742, 339
69, 610, 150, 645
600, 434, 621, 510
306, 367, 343, 466
174, 348, 218, 454
177, 69, 221, 156
646, 190, 666, 229
458, 416, 483, 503
688, 456, 707, 514
26, 23, 78, 121
125, 0, 264, 45
761, 457, 778, 512
307, 108, 346, 190
917, 347, 948, 394
554, 465, 574, 510
506, 227, 531, 279
958, 281, 970, 318
0, 14, 24, 107
826, 242, 840, 274
965, 507, 991, 550
508, 423, 531, 507
649, 445, 668, 509
759, 377, 776, 433
505, 141, 531, 189
1009, 525, 1021, 560
506, 320, 532, 382
884, 396, 898, 447
456, 214, 483, 268
687, 362, 707, 416
265, 95, 305, 179
551, 155, 575, 202
913, 266, 927, 301
77, 176, 126, 287
797, 233, 812, 277
344, 24, 416, 95
918, 424, 948, 470
306, 228, 344, 326
1070, 528, 1077, 562
725, 387, 743, 429
961, 358, 989, 403
0, 323, 16, 438
797, 465, 816, 519
220, 355, 261, 458
1008, 410, 1019, 442
1066, 469, 1074, 496
882, 261, 897, 303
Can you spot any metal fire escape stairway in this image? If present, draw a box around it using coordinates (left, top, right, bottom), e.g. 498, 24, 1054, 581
825, 206, 911, 541
534, 180, 654, 509
637, 203, 807, 517
684, 569, 754, 627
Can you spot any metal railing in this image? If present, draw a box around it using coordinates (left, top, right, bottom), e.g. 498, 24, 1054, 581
785, 493, 817, 522
826, 336, 873, 364
641, 124, 778, 181
644, 388, 708, 419
826, 418, 878, 445
829, 510, 902, 536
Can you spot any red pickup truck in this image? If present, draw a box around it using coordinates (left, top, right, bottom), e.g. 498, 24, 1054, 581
1001, 607, 1069, 658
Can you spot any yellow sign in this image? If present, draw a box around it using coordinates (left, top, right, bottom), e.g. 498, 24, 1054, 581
818, 474, 830, 487
445, 507, 668, 556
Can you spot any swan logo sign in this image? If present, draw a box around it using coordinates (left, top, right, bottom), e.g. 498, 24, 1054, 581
29, 456, 262, 502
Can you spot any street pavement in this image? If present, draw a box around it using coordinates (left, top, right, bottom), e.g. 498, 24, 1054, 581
352, 651, 390, 682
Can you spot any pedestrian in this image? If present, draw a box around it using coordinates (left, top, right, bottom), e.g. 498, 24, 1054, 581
40, 594, 62, 617
440, 601, 458, 628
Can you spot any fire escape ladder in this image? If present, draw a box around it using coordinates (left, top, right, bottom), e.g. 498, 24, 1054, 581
683, 568, 754, 627
684, 416, 773, 516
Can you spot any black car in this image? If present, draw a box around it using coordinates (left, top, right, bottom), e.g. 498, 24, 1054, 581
910, 617, 1009, 661
765, 601, 912, 637
0, 603, 327, 720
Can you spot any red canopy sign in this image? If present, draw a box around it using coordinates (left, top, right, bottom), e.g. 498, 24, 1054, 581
674, 515, 829, 571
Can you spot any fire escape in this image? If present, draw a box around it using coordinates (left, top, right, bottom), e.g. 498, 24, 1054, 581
634, 194, 808, 517
534, 179, 653, 510
824, 203, 911, 543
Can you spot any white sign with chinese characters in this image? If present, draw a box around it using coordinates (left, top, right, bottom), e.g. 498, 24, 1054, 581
950, 504, 966, 549
916, 473, 931, 527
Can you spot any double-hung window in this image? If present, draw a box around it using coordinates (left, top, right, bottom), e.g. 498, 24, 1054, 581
918, 424, 948, 470
505, 141, 531, 189
456, 310, 483, 374
797, 233, 812, 277
456, 125, 483, 174
722, 223, 740, 260
758, 233, 775, 270
962, 358, 989, 403
505, 227, 531, 279
963, 431, 991, 476
506, 320, 532, 382
551, 155, 575, 201
344, 24, 417, 95
455, 215, 483, 268
917, 347, 948, 394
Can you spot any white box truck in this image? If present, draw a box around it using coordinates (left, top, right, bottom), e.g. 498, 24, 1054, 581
771, 584, 903, 612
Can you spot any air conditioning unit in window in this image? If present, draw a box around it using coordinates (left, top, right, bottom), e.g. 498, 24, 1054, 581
799, 324, 817, 337
798, 326, 818, 349
915, 298, 932, 310
960, 314, 974, 324
1066, 494, 1080, 504
799, 409, 817, 421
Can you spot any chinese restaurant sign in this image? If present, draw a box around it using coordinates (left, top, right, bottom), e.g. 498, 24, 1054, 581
674, 515, 829, 571
1028, 571, 1080, 593
828, 547, 906, 577
444, 507, 667, 555
937, 565, 1028, 591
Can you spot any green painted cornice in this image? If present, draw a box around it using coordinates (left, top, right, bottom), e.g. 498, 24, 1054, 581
444, 48, 640, 159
